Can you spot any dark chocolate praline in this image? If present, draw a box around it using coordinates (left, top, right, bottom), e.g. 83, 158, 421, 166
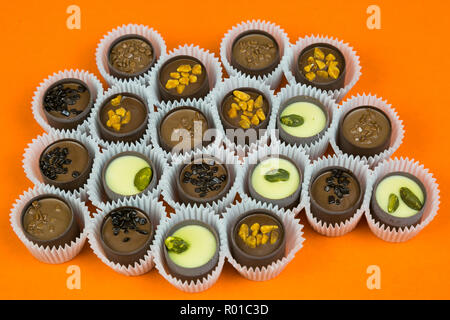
157, 55, 209, 102
294, 43, 346, 91
309, 166, 363, 225
230, 209, 286, 268
42, 78, 94, 130
20, 194, 80, 248
100, 206, 154, 266
97, 92, 149, 143
230, 30, 281, 77
39, 138, 93, 191
107, 34, 157, 80
277, 95, 330, 147
370, 171, 427, 230
247, 154, 303, 210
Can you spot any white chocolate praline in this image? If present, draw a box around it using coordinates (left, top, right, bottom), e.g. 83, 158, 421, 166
105, 155, 151, 196
251, 158, 300, 200
280, 101, 327, 137
375, 175, 424, 218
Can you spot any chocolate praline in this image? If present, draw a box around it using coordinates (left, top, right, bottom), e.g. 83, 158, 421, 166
163, 220, 220, 281
157, 55, 209, 102
176, 156, 232, 205
230, 209, 286, 268
277, 95, 330, 147
39, 138, 93, 191
107, 34, 157, 80
100, 206, 154, 266
294, 43, 346, 91
101, 151, 158, 202
20, 194, 80, 248
338, 106, 392, 157
247, 155, 302, 210
42, 78, 93, 130
230, 30, 280, 77
97, 93, 149, 143
370, 172, 427, 230
158, 106, 211, 154
309, 166, 363, 224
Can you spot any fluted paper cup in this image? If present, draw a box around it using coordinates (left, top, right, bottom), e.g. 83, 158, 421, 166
86, 142, 167, 208
151, 207, 226, 292
87, 196, 166, 276
223, 199, 305, 281
10, 184, 90, 264
220, 20, 291, 90
283, 35, 362, 102
95, 23, 167, 86
365, 157, 440, 242
31, 69, 103, 134
303, 154, 371, 236
330, 93, 404, 168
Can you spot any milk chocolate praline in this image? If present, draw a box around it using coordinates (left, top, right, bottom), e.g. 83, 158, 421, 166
163, 220, 220, 281
370, 172, 427, 230
309, 166, 363, 224
230, 209, 286, 268
42, 78, 94, 130
338, 106, 392, 157
107, 34, 156, 80
100, 206, 154, 266
295, 43, 346, 91
157, 55, 209, 102
230, 30, 280, 77
97, 93, 149, 143
20, 194, 80, 248
39, 138, 93, 191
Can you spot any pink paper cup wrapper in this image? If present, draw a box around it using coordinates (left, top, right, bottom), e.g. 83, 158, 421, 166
10, 184, 90, 264
223, 199, 305, 281
31, 69, 103, 134
95, 23, 167, 86
87, 196, 166, 276
282, 35, 362, 103
220, 20, 291, 90
330, 93, 405, 168
365, 157, 440, 242
151, 207, 227, 293
303, 154, 371, 237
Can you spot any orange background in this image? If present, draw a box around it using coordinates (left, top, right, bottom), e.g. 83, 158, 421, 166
1, 0, 449, 300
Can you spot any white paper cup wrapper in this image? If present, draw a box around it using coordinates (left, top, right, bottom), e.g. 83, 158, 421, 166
223, 199, 305, 281
270, 83, 340, 160
160, 145, 242, 214
87, 81, 155, 149
149, 98, 225, 163
330, 93, 405, 168
239, 141, 311, 216
31, 69, 103, 134
95, 23, 167, 86
365, 157, 440, 242
86, 142, 167, 208
151, 207, 227, 292
220, 20, 291, 90
303, 154, 371, 236
87, 196, 166, 276
10, 184, 90, 264
145, 44, 222, 103
283, 35, 362, 103
206, 76, 277, 158
22, 129, 100, 200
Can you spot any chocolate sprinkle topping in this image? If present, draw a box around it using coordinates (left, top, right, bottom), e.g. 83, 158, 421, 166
44, 83, 86, 117
182, 160, 227, 197
323, 169, 352, 206
110, 208, 148, 238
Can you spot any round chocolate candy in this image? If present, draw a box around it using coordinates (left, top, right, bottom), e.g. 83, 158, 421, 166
370, 171, 426, 230
157, 55, 209, 102
42, 78, 93, 130
39, 138, 93, 191
230, 30, 280, 77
